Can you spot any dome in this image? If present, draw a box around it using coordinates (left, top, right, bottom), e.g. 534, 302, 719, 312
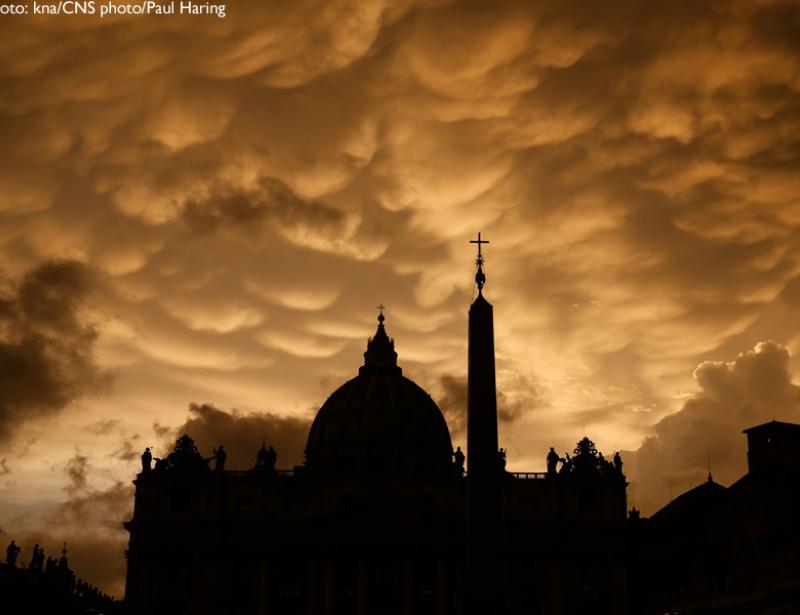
305, 314, 453, 477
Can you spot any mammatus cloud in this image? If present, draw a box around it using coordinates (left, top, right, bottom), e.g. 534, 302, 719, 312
172, 402, 312, 470
182, 177, 348, 242
1, 0, 800, 598
0, 261, 106, 442
625, 341, 800, 515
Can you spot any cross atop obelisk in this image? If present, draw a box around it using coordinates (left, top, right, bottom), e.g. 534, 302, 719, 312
470, 232, 490, 291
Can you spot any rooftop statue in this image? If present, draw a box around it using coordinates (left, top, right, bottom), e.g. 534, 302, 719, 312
212, 445, 227, 472
547, 437, 625, 480
164, 434, 209, 473
141, 447, 152, 473
253, 441, 277, 473
5, 540, 20, 567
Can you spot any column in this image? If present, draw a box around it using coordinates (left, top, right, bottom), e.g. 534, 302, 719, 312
357, 557, 370, 615
436, 559, 449, 615
403, 558, 416, 615
323, 559, 336, 615
306, 559, 318, 615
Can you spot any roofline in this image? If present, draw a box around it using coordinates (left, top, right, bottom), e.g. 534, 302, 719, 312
742, 419, 800, 434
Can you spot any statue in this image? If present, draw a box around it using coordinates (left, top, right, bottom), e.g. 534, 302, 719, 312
58, 543, 69, 571
573, 437, 600, 475
598, 452, 612, 475
141, 447, 152, 473
613, 451, 623, 474
256, 442, 268, 467
168, 435, 209, 472
254, 442, 277, 472
29, 544, 44, 572
497, 448, 507, 471
453, 446, 465, 475
5, 540, 20, 567
546, 447, 560, 476
213, 445, 227, 472
558, 453, 572, 475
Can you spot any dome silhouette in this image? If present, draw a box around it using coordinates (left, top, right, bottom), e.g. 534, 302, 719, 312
304, 313, 453, 477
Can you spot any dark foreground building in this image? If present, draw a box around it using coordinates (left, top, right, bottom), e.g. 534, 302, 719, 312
123, 245, 629, 615
122, 243, 800, 614
0, 543, 118, 614
633, 420, 800, 614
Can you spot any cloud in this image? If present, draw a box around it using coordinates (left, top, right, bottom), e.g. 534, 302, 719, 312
65, 452, 89, 492
181, 177, 348, 245
171, 402, 312, 470
83, 419, 121, 435
2, 0, 800, 599
437, 374, 467, 437
625, 340, 800, 514
436, 371, 540, 439
111, 434, 141, 462
8, 455, 133, 598
0, 261, 106, 442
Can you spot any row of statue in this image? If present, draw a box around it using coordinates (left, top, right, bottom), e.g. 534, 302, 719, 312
141, 436, 619, 479
141, 438, 279, 474
5, 539, 114, 605
6, 540, 69, 574
448, 440, 622, 479
547, 438, 624, 478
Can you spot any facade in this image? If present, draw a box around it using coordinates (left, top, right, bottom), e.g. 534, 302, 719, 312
123, 248, 800, 614
1, 544, 118, 614
633, 421, 800, 614
123, 253, 630, 615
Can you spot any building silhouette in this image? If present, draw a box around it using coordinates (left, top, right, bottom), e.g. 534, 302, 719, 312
124, 237, 628, 614
632, 420, 800, 613
122, 237, 800, 614
0, 541, 118, 613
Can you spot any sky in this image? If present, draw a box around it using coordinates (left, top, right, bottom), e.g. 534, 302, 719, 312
1, 0, 800, 597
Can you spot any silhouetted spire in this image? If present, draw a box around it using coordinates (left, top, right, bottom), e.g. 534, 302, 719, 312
467, 233, 498, 477
465, 233, 503, 609
361, 305, 399, 373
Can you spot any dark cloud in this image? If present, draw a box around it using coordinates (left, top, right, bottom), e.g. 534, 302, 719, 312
112, 434, 141, 462
65, 452, 89, 493
172, 402, 311, 470
50, 480, 133, 536
83, 419, 121, 435
437, 375, 467, 437
0, 261, 106, 442
498, 372, 544, 423
10, 458, 134, 598
625, 340, 800, 514
436, 372, 539, 439
182, 177, 347, 242
152, 420, 171, 438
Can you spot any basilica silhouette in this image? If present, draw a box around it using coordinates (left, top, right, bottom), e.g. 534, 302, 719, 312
121, 237, 800, 615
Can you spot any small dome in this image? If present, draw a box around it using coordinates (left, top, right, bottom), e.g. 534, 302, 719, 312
305, 315, 453, 477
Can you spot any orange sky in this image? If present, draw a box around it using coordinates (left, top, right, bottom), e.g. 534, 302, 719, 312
1, 0, 800, 596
